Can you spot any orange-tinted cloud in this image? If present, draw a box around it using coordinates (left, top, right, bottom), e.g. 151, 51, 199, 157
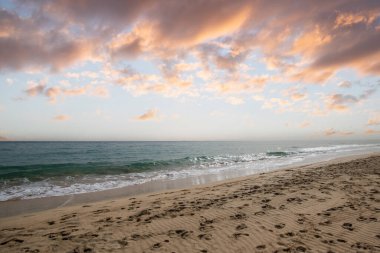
2, 0, 380, 89
134, 109, 158, 121
44, 0, 154, 28
367, 115, 380, 126
53, 114, 70, 121
24, 81, 110, 103
290, 26, 331, 58
150, 1, 251, 47
91, 86, 110, 98
0, 135, 10, 141
225, 96, 244, 105
324, 128, 354, 136
365, 129, 380, 134
25, 81, 46, 96
334, 12, 377, 29
310, 33, 380, 75
0, 8, 95, 71
299, 121, 310, 128
325, 89, 376, 112
209, 75, 270, 94
115, 66, 198, 98
338, 81, 352, 88
282, 87, 308, 101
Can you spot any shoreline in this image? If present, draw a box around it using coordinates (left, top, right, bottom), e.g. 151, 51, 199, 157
0, 151, 379, 218
0, 153, 379, 252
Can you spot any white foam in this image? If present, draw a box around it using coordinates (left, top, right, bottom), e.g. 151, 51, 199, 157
298, 144, 378, 153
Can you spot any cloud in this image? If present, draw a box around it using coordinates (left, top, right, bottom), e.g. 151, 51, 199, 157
299, 121, 310, 128
91, 86, 110, 98
6, 78, 14, 85
150, 1, 251, 47
134, 109, 158, 121
65, 71, 99, 79
282, 87, 308, 101
325, 89, 376, 112
43, 0, 154, 29
334, 12, 377, 29
365, 129, 380, 134
28, 85, 86, 103
25, 80, 46, 96
115, 67, 198, 98
208, 75, 270, 94
225, 96, 244, 105
112, 38, 142, 59
338, 81, 352, 88
367, 114, 380, 126
324, 128, 354, 136
310, 32, 380, 74
24, 80, 110, 102
0, 8, 96, 72
2, 0, 380, 104
0, 135, 10, 141
53, 114, 70, 121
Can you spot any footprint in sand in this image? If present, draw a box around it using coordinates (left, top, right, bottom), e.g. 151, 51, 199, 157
151, 242, 162, 250
236, 223, 247, 230
274, 223, 285, 229
168, 229, 192, 239
199, 217, 214, 232
256, 244, 266, 250
68, 246, 93, 253
60, 213, 77, 221
342, 222, 354, 231
198, 234, 212, 240
230, 212, 246, 220
233, 232, 249, 239
117, 237, 128, 247
351, 242, 375, 251
92, 209, 110, 215
0, 238, 24, 246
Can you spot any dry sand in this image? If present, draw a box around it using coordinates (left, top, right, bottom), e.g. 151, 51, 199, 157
0, 154, 379, 253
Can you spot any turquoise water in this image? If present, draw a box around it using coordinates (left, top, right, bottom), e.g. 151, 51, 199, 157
0, 141, 379, 201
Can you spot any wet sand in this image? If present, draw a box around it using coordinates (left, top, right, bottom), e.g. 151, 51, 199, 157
0, 153, 379, 252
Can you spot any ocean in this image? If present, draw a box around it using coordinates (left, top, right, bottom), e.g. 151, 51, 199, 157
0, 140, 379, 201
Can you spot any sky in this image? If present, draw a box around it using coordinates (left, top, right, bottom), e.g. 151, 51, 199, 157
0, 0, 380, 141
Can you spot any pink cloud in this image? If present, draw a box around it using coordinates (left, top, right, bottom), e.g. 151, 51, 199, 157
365, 129, 380, 135
24, 81, 110, 102
225, 96, 244, 105
367, 115, 380, 126
1, 0, 380, 96
91, 86, 110, 98
338, 81, 352, 88
113, 38, 142, 59
282, 87, 308, 101
115, 67, 197, 98
325, 89, 376, 112
53, 114, 70, 121
24, 81, 46, 96
208, 75, 270, 94
134, 109, 158, 121
324, 128, 354, 136
0, 135, 10, 141
299, 121, 310, 128
0, 8, 95, 72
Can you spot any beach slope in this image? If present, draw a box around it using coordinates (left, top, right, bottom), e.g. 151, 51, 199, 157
0, 155, 379, 253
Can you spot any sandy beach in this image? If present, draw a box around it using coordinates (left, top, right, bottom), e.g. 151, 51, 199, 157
0, 154, 379, 253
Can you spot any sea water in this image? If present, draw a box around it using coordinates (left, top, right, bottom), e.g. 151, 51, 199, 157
0, 140, 379, 201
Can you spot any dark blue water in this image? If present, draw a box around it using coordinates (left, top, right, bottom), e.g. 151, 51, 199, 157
0, 141, 379, 201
